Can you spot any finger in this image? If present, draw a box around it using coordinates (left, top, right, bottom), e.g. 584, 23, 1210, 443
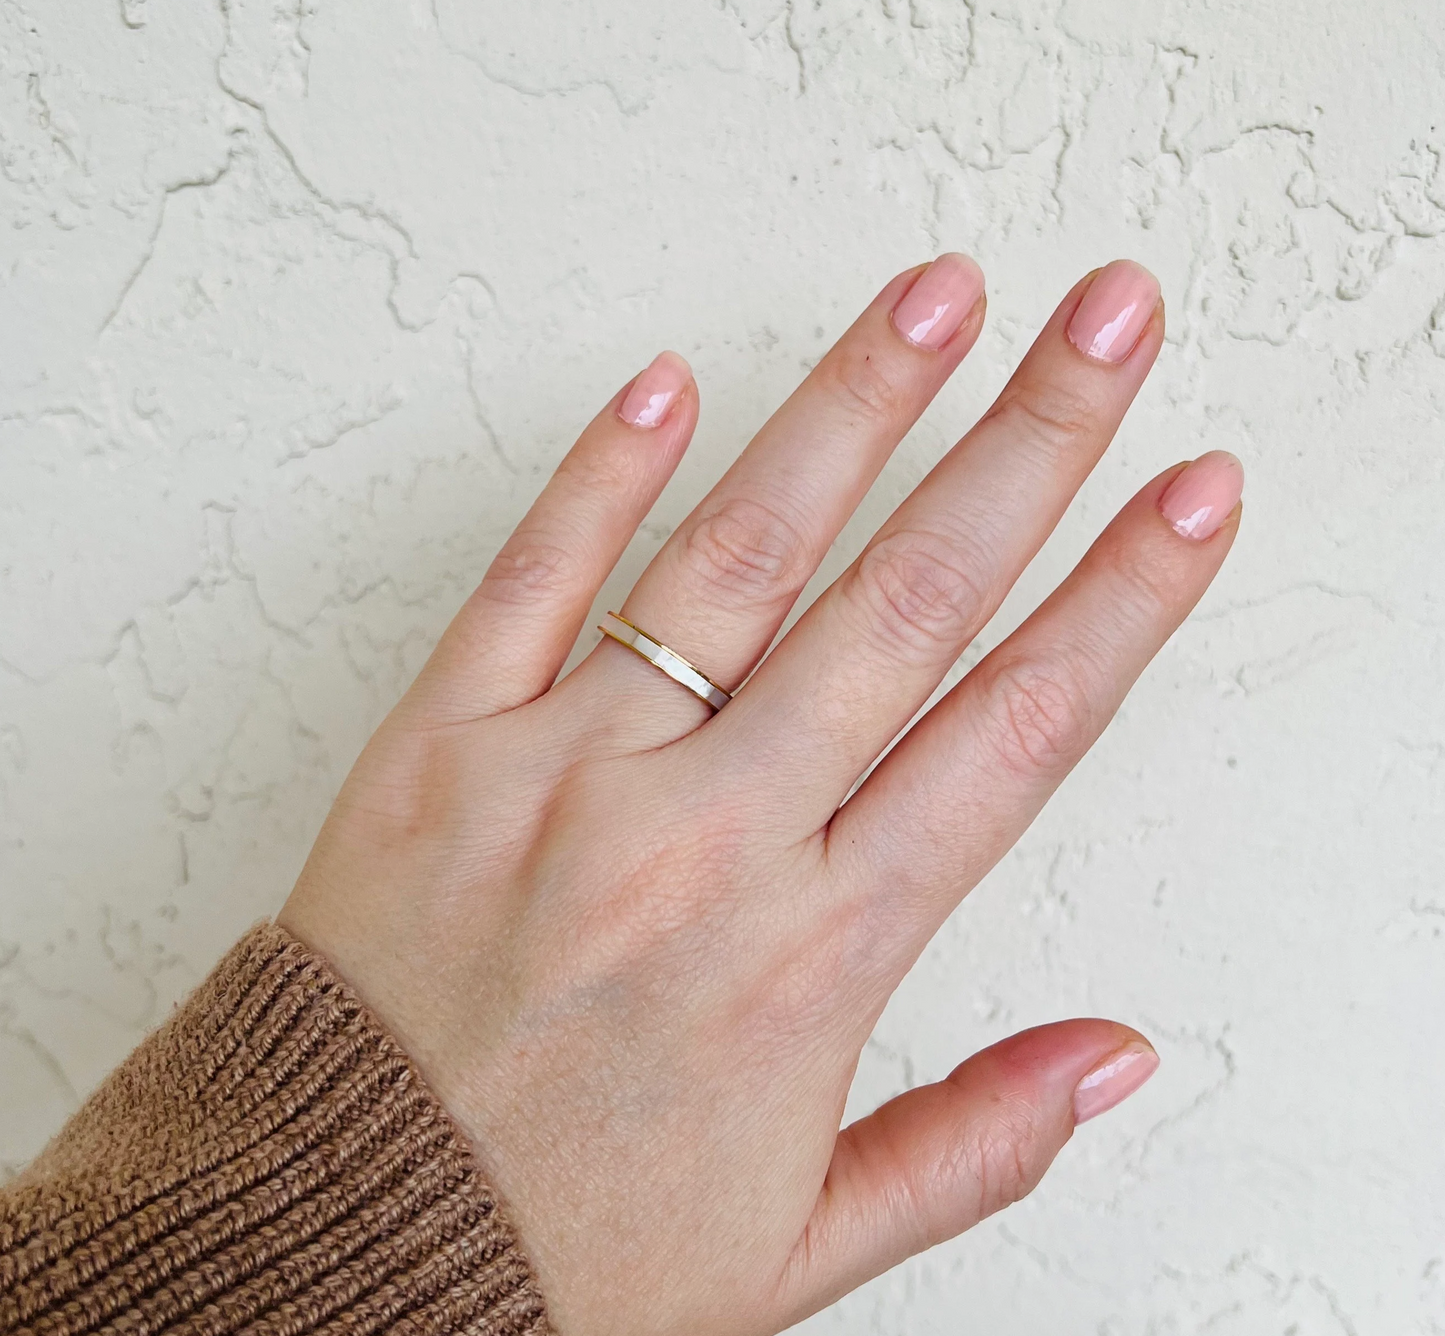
832, 453, 1244, 939
777, 1020, 1158, 1323
409, 352, 697, 723
713, 260, 1163, 826
576, 255, 987, 738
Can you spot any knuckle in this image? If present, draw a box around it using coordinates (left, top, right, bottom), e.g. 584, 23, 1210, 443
480, 537, 581, 607
1107, 538, 1177, 618
561, 445, 636, 499
848, 531, 988, 658
823, 345, 908, 425
977, 656, 1092, 780
985, 380, 1099, 458
678, 495, 808, 607
969, 1099, 1047, 1218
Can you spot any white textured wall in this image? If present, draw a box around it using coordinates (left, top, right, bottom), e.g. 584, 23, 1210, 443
3, 0, 1443, 1329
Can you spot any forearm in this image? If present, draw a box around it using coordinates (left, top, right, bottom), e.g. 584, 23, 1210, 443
0, 925, 551, 1336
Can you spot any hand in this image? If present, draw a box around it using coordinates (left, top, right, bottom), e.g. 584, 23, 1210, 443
278, 255, 1242, 1336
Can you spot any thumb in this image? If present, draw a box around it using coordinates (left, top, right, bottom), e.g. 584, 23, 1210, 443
780, 1019, 1158, 1321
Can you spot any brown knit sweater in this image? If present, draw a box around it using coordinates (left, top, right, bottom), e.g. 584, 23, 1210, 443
0, 925, 553, 1336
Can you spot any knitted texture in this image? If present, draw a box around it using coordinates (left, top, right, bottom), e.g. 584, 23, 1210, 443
0, 924, 553, 1336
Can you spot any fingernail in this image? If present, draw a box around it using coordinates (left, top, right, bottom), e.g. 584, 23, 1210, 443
618, 351, 691, 428
891, 252, 985, 350
1066, 260, 1160, 363
1073, 1044, 1159, 1125
1158, 450, 1245, 540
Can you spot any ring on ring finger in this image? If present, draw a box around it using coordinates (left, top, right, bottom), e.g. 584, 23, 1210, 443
599, 612, 733, 712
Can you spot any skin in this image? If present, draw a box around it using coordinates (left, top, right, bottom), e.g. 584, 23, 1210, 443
278, 258, 1241, 1336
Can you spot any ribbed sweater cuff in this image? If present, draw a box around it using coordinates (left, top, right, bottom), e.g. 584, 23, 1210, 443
0, 923, 553, 1336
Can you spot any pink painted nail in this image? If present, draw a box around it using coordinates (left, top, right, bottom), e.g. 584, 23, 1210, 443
891, 253, 985, 350
618, 351, 691, 428
1158, 450, 1245, 540
1066, 260, 1160, 363
1073, 1044, 1160, 1125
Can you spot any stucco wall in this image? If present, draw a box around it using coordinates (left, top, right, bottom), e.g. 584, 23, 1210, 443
2, 1, 1443, 1330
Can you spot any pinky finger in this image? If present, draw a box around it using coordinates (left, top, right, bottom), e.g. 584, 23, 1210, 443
410, 352, 698, 723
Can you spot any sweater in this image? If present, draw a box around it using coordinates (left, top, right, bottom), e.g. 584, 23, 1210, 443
0, 924, 553, 1336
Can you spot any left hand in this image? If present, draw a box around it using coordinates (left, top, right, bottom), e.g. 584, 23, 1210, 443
278, 254, 1242, 1336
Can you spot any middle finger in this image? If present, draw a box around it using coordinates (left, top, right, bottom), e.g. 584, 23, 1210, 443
709, 260, 1165, 828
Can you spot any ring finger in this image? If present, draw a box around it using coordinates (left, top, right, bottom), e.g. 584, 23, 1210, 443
577, 254, 987, 738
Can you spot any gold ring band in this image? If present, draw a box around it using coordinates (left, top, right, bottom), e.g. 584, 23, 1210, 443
599, 612, 732, 712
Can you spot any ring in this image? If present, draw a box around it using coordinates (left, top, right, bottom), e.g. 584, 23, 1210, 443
598, 611, 732, 712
